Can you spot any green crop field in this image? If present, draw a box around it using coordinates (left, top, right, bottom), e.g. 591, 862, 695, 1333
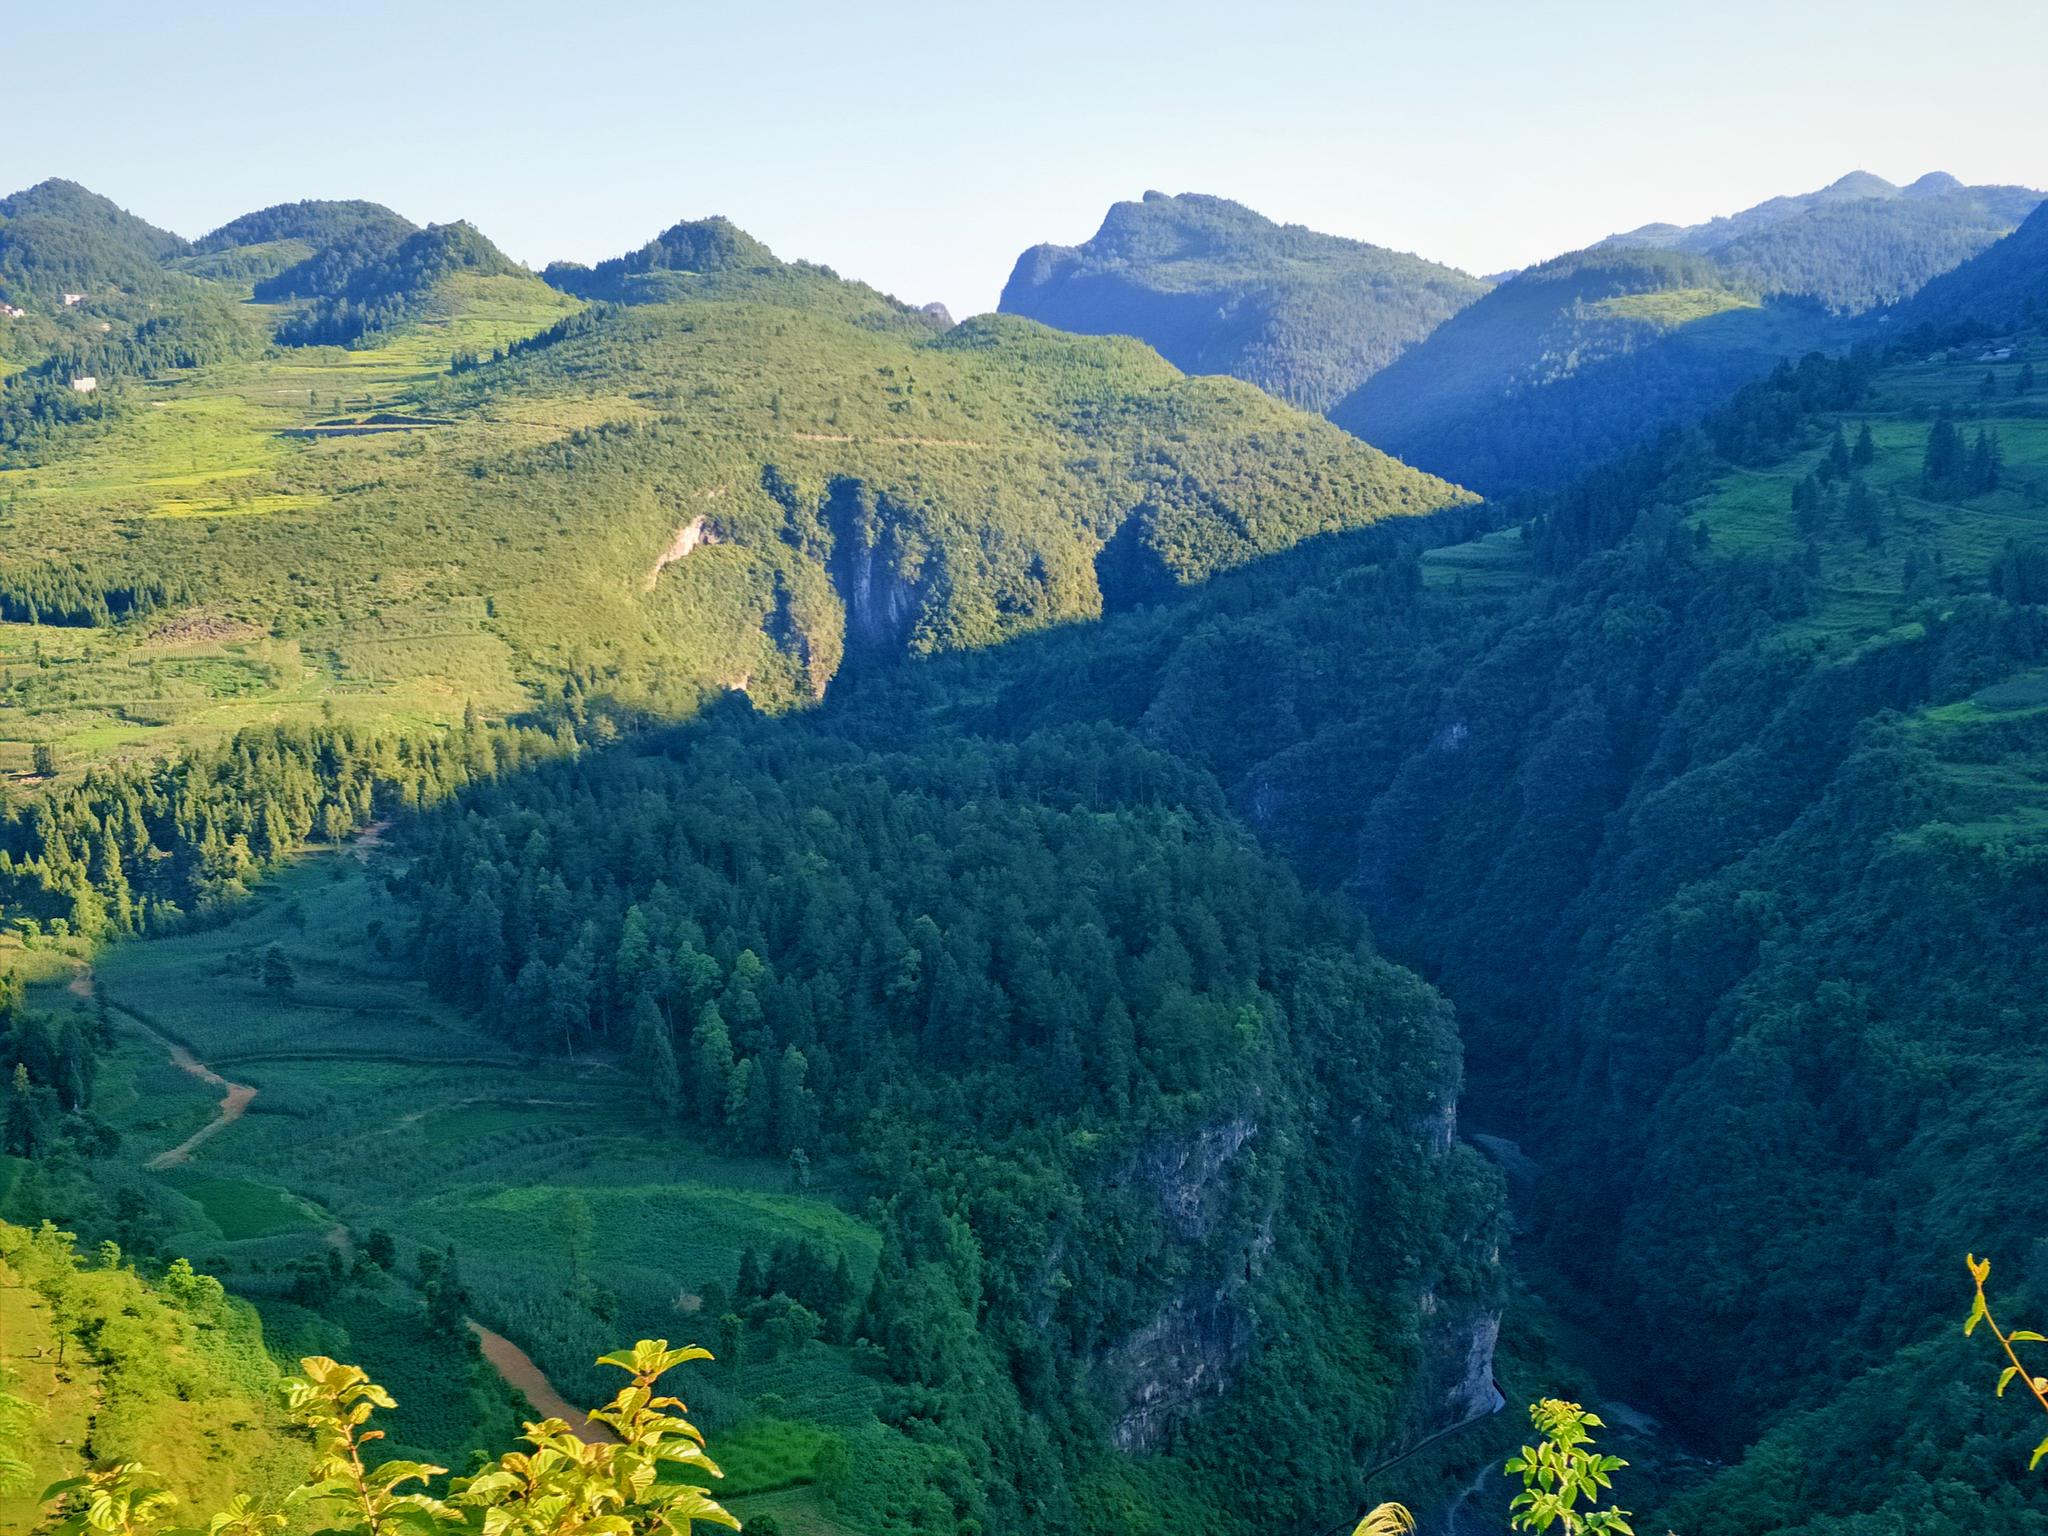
40, 851, 893, 1492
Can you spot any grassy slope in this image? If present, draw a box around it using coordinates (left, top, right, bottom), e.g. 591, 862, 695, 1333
2, 252, 1466, 782
0, 1220, 304, 1530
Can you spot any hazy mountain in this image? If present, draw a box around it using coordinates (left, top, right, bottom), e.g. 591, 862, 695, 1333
1601, 170, 2041, 312
999, 191, 1487, 411
1897, 197, 2048, 330
1329, 245, 1837, 493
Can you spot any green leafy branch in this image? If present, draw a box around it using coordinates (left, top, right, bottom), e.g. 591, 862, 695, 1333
34, 1338, 736, 1536
1504, 1399, 1633, 1536
1966, 1254, 2048, 1470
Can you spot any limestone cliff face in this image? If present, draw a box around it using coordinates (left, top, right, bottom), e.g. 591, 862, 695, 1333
1096, 1092, 1501, 1456
1098, 1115, 1269, 1450
823, 480, 924, 662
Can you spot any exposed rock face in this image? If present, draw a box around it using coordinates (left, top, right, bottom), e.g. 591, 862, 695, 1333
644, 513, 723, 590
1099, 1115, 1269, 1451
824, 479, 923, 661
1096, 1095, 1502, 1458
1413, 1293, 1503, 1431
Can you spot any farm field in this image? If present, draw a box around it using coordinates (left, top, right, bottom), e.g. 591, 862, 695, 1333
38, 851, 889, 1515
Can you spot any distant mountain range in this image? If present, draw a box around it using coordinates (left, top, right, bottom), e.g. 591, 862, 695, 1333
1005, 173, 2043, 495
998, 191, 1488, 412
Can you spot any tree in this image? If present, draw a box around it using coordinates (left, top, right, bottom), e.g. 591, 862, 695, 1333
425, 1244, 466, 1332
30, 743, 57, 779
554, 1192, 594, 1293
689, 1002, 734, 1125
1923, 416, 1965, 491
1505, 1400, 1633, 1535
2020, 362, 2036, 396
1852, 422, 1875, 467
628, 993, 680, 1111
261, 943, 296, 1000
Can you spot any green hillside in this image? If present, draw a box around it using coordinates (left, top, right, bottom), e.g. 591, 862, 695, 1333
829, 259, 2048, 1530
0, 1217, 306, 1530
1000, 191, 1488, 411
0, 180, 188, 306
0, 189, 1467, 787
7, 170, 2048, 1536
1328, 172, 2037, 496
1330, 244, 1840, 493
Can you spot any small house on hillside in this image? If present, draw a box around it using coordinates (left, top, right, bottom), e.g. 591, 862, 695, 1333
61, 292, 85, 307
70, 376, 97, 393
0, 303, 23, 318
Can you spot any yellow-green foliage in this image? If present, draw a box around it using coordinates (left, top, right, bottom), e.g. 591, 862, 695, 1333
0, 1220, 303, 1528
31, 1330, 738, 1536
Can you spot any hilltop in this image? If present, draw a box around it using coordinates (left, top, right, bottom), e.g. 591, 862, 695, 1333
1000, 191, 1487, 411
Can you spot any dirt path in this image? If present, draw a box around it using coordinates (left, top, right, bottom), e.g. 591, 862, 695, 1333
467, 1321, 616, 1444
92, 968, 611, 1440
136, 1021, 258, 1169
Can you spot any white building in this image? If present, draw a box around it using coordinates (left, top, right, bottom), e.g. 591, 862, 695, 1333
70, 376, 97, 393
0, 304, 24, 319
61, 292, 85, 307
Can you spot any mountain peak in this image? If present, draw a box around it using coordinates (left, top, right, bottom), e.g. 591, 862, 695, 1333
1903, 170, 1965, 197
1819, 170, 1899, 200
1001, 193, 1484, 411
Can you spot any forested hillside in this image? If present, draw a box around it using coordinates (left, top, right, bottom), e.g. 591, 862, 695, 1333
828, 243, 2048, 1529
1601, 170, 2040, 313
5, 166, 2048, 1536
1324, 171, 2036, 497
1000, 192, 1487, 411
1330, 245, 1841, 493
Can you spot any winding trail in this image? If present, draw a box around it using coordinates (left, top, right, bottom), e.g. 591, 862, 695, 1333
101, 973, 614, 1444
467, 1322, 616, 1444
127, 1014, 258, 1169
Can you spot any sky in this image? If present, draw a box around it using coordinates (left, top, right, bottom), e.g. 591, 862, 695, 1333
7, 0, 2047, 318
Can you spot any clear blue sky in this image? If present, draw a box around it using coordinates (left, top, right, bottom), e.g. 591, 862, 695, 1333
8, 0, 2045, 317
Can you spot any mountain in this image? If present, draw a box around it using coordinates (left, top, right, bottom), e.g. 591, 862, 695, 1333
0, 189, 1469, 761
821, 264, 2048, 1531
194, 197, 416, 255
1326, 171, 2041, 495
0, 188, 1492, 1536
999, 191, 1488, 411
1329, 245, 1838, 493
1897, 197, 2048, 331
0, 178, 188, 304
1602, 170, 2042, 313
543, 214, 781, 299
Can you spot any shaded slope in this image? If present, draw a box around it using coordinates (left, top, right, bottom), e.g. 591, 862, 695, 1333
1329, 246, 1837, 493
1000, 191, 1486, 411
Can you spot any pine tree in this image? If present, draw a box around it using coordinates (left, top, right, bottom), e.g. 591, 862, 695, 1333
629, 993, 680, 1111
1852, 423, 1875, 467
